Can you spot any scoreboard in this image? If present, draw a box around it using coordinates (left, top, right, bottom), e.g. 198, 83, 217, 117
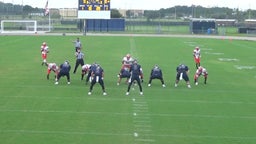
78, 0, 111, 19
79, 0, 110, 11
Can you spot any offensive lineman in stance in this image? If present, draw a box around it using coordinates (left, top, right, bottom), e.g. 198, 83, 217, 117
55, 61, 71, 85
148, 64, 166, 87
117, 65, 131, 85
88, 64, 107, 96
85, 62, 98, 85
175, 64, 191, 88
126, 60, 143, 96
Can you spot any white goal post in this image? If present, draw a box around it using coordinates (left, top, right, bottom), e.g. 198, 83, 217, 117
1, 20, 37, 34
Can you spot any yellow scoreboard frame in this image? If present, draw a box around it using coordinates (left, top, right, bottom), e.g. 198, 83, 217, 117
78, 0, 111, 19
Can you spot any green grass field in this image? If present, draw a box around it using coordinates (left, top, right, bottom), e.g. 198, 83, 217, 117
0, 34, 256, 144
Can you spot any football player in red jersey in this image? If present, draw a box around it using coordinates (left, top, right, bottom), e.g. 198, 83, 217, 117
122, 53, 134, 68
81, 64, 91, 80
194, 66, 208, 85
46, 63, 59, 80
41, 42, 49, 66
193, 46, 201, 69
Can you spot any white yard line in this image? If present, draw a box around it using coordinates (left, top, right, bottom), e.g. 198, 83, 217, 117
129, 36, 155, 143
1, 129, 256, 140
0, 129, 131, 136
0, 109, 255, 119
3, 95, 256, 105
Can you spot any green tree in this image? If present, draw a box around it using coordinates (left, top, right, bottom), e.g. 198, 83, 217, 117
126, 10, 133, 18
144, 10, 160, 21
22, 5, 33, 13
111, 9, 122, 18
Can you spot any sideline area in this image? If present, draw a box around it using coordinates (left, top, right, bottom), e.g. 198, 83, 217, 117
1, 31, 256, 41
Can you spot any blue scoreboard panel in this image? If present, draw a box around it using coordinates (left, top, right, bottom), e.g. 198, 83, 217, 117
78, 0, 111, 19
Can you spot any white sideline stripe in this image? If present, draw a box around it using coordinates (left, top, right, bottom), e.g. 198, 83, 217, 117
0, 129, 131, 136
1, 109, 256, 119
3, 95, 256, 105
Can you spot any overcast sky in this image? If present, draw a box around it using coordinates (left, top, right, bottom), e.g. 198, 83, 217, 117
2, 0, 256, 10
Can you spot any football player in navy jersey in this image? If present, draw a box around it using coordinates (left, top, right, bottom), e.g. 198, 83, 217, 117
174, 64, 191, 88
88, 64, 107, 96
117, 65, 131, 85
148, 65, 166, 87
85, 62, 98, 85
55, 61, 71, 85
126, 60, 143, 96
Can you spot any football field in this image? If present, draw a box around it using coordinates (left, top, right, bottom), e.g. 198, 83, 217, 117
0, 34, 256, 144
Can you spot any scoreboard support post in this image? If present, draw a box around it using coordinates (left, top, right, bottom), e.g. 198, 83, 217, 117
83, 19, 86, 36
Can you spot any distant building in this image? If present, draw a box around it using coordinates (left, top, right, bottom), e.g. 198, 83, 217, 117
244, 19, 256, 27
59, 8, 77, 18
117, 9, 144, 18
216, 19, 237, 26
28, 13, 44, 16
118, 9, 127, 17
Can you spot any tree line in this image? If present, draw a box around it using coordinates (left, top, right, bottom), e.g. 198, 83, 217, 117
141, 6, 256, 22
1, 2, 256, 22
